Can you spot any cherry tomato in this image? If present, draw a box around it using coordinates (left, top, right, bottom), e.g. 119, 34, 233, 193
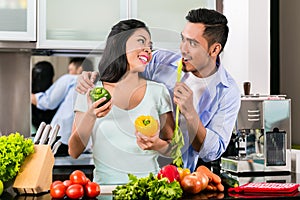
70, 170, 88, 185
84, 181, 101, 198
50, 183, 66, 199
66, 184, 84, 199
50, 180, 63, 190
157, 164, 180, 183
180, 172, 203, 194
63, 179, 72, 188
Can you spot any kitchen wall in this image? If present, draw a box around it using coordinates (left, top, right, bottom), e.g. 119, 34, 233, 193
31, 56, 69, 81
279, 0, 300, 145
0, 52, 31, 136
222, 0, 270, 95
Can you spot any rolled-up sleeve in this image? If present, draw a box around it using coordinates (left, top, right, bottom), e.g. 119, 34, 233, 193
198, 82, 241, 162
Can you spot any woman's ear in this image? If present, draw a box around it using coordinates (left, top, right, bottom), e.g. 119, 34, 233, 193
209, 43, 222, 57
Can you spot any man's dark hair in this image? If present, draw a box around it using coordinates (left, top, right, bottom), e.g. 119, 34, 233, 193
186, 8, 229, 53
69, 57, 94, 72
99, 19, 150, 82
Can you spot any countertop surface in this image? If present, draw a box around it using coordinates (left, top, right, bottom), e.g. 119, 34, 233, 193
2, 172, 300, 200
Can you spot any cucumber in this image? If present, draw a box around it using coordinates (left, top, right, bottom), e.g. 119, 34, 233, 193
220, 172, 239, 188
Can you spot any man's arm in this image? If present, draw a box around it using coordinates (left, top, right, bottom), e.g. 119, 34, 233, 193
33, 75, 73, 110
173, 81, 241, 161
173, 82, 206, 151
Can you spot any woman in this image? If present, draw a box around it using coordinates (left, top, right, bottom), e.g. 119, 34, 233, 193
31, 61, 57, 132
68, 19, 175, 185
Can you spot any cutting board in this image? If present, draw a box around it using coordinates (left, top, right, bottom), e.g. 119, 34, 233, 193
13, 145, 54, 194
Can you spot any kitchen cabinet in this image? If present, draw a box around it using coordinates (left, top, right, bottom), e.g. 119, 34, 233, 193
131, 0, 216, 50
37, 0, 216, 50
0, 0, 216, 49
37, 0, 126, 50
0, 0, 36, 41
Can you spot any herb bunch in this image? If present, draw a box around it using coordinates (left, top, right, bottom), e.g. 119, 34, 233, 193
171, 60, 185, 167
112, 173, 183, 200
0, 132, 34, 182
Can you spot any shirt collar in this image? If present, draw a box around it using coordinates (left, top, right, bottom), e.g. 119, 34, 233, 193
170, 55, 230, 88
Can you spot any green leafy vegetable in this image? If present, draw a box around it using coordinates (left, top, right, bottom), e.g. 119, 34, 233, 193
112, 173, 183, 200
0, 132, 34, 182
171, 60, 185, 167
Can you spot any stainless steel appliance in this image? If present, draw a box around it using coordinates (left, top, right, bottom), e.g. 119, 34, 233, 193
221, 95, 292, 174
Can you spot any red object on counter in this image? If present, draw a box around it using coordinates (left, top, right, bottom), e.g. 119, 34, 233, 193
157, 164, 180, 183
228, 182, 300, 194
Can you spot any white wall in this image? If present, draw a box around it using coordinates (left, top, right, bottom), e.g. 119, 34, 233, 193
222, 0, 270, 95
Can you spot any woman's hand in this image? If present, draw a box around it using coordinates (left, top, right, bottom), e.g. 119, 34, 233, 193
135, 127, 171, 156
135, 131, 161, 151
86, 89, 112, 118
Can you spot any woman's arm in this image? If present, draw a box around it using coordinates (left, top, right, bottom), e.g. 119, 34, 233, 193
68, 111, 96, 158
68, 95, 112, 158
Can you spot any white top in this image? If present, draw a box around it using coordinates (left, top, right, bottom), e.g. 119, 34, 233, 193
74, 80, 173, 185
179, 72, 217, 132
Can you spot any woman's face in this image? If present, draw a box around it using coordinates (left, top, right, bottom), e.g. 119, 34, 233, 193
125, 28, 153, 72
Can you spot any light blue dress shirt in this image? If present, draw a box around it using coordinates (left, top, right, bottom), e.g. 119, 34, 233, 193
35, 74, 77, 145
142, 49, 241, 172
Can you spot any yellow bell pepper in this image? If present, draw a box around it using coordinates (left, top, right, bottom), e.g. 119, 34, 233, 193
134, 115, 158, 137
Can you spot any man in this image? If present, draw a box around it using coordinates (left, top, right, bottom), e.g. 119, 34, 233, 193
76, 8, 241, 171
31, 57, 94, 156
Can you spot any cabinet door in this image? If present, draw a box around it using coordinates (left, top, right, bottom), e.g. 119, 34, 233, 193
130, 0, 216, 50
38, 0, 126, 50
0, 0, 36, 41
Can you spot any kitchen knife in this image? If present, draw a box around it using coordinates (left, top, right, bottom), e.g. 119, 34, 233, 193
52, 141, 62, 155
39, 124, 52, 145
47, 124, 60, 147
33, 121, 46, 144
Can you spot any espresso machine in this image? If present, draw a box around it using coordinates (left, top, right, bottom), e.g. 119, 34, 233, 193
221, 95, 292, 174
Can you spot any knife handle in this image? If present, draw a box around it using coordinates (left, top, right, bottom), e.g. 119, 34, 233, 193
39, 124, 52, 145
52, 141, 62, 155
48, 124, 60, 146
34, 122, 46, 144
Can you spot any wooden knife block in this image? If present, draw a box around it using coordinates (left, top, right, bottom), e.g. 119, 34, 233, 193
13, 145, 54, 194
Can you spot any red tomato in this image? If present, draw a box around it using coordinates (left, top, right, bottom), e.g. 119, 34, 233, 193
66, 184, 84, 199
157, 164, 180, 183
50, 180, 63, 190
180, 172, 203, 194
70, 170, 88, 185
50, 183, 66, 199
63, 179, 72, 188
84, 181, 101, 198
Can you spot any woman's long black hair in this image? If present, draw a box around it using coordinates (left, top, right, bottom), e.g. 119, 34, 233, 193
99, 19, 150, 82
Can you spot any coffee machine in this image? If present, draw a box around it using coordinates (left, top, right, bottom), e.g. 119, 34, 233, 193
221, 95, 292, 174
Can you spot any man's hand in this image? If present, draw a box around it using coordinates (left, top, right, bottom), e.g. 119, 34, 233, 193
173, 82, 196, 118
76, 71, 99, 94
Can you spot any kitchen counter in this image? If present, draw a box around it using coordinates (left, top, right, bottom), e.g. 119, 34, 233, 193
2, 172, 300, 200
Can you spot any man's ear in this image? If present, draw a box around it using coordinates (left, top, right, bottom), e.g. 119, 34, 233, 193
77, 66, 83, 74
209, 43, 222, 56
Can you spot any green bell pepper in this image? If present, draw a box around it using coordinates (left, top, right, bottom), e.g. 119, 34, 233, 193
89, 87, 111, 107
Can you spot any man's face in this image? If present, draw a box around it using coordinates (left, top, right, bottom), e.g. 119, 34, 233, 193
68, 63, 82, 75
180, 22, 214, 77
